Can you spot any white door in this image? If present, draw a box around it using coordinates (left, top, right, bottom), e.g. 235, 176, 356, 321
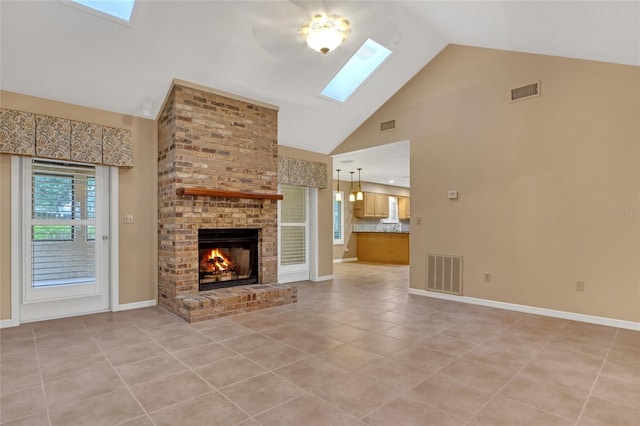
278, 184, 310, 283
19, 158, 110, 322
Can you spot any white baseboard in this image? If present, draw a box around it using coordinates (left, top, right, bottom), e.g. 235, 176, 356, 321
408, 288, 640, 331
115, 299, 157, 312
333, 257, 358, 263
0, 300, 158, 328
0, 318, 20, 329
312, 275, 334, 282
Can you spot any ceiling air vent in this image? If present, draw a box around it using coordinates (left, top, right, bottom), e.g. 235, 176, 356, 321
380, 119, 396, 132
510, 81, 540, 103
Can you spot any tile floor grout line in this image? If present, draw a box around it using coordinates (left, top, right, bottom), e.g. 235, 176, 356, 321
4, 265, 637, 426
185, 318, 322, 369
253, 373, 370, 424
358, 348, 459, 421
461, 326, 574, 425
85, 320, 159, 426
215, 318, 402, 423
574, 327, 619, 425
31, 325, 54, 426
141, 324, 258, 423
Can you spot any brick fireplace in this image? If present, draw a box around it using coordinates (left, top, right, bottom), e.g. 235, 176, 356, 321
157, 81, 296, 322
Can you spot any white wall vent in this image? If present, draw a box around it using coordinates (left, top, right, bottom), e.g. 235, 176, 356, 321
426, 254, 463, 295
380, 119, 396, 132
510, 81, 540, 102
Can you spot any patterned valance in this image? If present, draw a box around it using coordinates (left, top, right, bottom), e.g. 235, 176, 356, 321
278, 156, 327, 188
0, 108, 133, 167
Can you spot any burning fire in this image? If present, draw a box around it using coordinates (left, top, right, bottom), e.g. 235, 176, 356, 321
201, 248, 233, 273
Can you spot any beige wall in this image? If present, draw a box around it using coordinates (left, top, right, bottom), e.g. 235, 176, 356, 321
0, 91, 158, 320
278, 145, 333, 278
336, 45, 640, 322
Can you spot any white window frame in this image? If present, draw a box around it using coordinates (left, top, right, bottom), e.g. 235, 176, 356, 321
22, 159, 105, 303
333, 191, 344, 245
278, 184, 310, 283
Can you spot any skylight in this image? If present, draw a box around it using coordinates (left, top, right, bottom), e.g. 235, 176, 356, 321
321, 38, 392, 103
71, 0, 136, 22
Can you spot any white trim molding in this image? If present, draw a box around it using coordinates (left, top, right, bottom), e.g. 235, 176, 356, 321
117, 299, 157, 311
311, 275, 334, 282
333, 257, 358, 263
9, 156, 21, 328
309, 187, 319, 282
109, 167, 120, 312
0, 319, 18, 329
408, 288, 640, 331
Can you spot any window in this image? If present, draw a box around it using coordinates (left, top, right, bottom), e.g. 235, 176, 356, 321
333, 191, 344, 244
70, 0, 136, 22
278, 184, 310, 283
32, 167, 97, 241
32, 173, 74, 240
28, 159, 97, 288
279, 185, 308, 266
321, 38, 392, 103
382, 196, 399, 224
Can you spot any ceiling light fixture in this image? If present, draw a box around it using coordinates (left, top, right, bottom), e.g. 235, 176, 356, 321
335, 169, 342, 201
302, 14, 350, 54
349, 171, 356, 202
356, 168, 363, 201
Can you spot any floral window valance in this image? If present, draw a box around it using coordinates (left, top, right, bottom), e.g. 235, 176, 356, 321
0, 108, 133, 167
278, 156, 327, 188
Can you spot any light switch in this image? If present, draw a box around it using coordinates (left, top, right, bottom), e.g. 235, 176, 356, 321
123, 214, 134, 224
448, 190, 458, 200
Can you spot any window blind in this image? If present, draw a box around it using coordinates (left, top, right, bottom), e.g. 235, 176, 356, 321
30, 160, 97, 287
280, 185, 307, 266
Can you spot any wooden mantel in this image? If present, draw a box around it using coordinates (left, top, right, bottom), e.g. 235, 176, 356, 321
176, 187, 283, 200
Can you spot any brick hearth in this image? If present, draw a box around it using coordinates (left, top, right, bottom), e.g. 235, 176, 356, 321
157, 82, 296, 322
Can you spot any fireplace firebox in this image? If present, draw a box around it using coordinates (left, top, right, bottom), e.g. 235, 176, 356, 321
198, 229, 259, 291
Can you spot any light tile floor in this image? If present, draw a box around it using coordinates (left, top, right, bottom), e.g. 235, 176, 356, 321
1, 262, 638, 425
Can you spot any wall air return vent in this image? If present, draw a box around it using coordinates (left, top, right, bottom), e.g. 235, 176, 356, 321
380, 119, 396, 132
426, 254, 463, 295
510, 81, 540, 103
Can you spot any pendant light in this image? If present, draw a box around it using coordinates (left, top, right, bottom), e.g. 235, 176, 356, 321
335, 169, 342, 201
356, 168, 364, 201
349, 171, 356, 202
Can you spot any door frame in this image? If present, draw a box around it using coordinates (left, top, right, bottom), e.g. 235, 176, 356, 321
277, 184, 310, 283
9, 155, 119, 326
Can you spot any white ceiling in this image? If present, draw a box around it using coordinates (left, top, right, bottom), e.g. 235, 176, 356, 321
332, 140, 410, 188
2, 1, 638, 186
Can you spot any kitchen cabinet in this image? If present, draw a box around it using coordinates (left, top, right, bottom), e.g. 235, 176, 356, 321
356, 232, 409, 264
398, 197, 410, 219
354, 193, 389, 218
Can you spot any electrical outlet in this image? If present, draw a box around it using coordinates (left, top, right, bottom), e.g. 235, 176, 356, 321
576, 281, 584, 292
484, 272, 491, 282
123, 214, 134, 224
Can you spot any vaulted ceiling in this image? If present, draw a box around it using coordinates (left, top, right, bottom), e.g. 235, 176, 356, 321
2, 1, 639, 160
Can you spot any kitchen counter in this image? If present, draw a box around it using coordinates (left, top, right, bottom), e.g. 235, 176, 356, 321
356, 232, 410, 265
355, 231, 410, 234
